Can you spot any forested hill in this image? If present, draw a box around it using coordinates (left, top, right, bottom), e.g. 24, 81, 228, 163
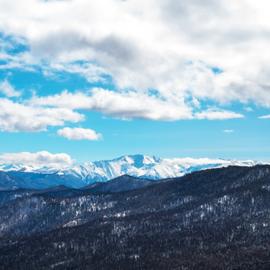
1, 165, 270, 269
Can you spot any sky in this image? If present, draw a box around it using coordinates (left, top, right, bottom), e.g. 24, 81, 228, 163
0, 0, 269, 166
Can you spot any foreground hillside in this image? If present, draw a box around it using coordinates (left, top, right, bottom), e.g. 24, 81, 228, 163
1, 165, 270, 269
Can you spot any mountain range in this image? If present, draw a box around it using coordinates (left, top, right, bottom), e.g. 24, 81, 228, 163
0, 154, 263, 190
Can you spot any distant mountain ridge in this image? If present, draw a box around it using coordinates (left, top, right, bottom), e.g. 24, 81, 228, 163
0, 154, 265, 190
0, 175, 155, 207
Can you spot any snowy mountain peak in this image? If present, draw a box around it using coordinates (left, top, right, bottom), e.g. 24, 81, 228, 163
0, 154, 267, 187
114, 154, 160, 167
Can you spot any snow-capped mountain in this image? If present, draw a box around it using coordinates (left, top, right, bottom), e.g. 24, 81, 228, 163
65, 155, 261, 184
0, 154, 264, 188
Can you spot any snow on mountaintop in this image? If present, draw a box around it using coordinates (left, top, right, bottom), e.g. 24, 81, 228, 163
0, 154, 265, 184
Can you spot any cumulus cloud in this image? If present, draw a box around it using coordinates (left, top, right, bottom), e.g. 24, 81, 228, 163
31, 88, 192, 121
0, 98, 84, 132
0, 80, 20, 97
0, 151, 73, 168
57, 127, 102, 141
30, 88, 243, 120
2, 0, 270, 120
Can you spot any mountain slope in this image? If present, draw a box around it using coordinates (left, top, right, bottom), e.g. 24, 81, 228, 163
84, 174, 154, 193
1, 165, 270, 269
0, 175, 153, 208
0, 171, 86, 190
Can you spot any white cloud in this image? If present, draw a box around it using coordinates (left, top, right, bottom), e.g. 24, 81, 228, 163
0, 80, 20, 97
0, 98, 84, 132
47, 62, 108, 83
195, 109, 243, 120
0, 151, 73, 169
244, 107, 254, 112
30, 90, 93, 110
223, 129, 234, 133
2, 0, 270, 119
30, 88, 243, 120
259, 115, 270, 119
30, 89, 192, 121
57, 127, 102, 141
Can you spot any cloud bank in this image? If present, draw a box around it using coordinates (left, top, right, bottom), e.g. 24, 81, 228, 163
0, 98, 84, 132
30, 89, 243, 121
0, 151, 73, 168
0, 0, 270, 129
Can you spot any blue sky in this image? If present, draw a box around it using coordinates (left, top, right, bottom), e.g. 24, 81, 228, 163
0, 61, 268, 162
0, 0, 270, 164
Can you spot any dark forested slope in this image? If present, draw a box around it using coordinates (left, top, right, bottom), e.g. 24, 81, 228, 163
1, 165, 270, 269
